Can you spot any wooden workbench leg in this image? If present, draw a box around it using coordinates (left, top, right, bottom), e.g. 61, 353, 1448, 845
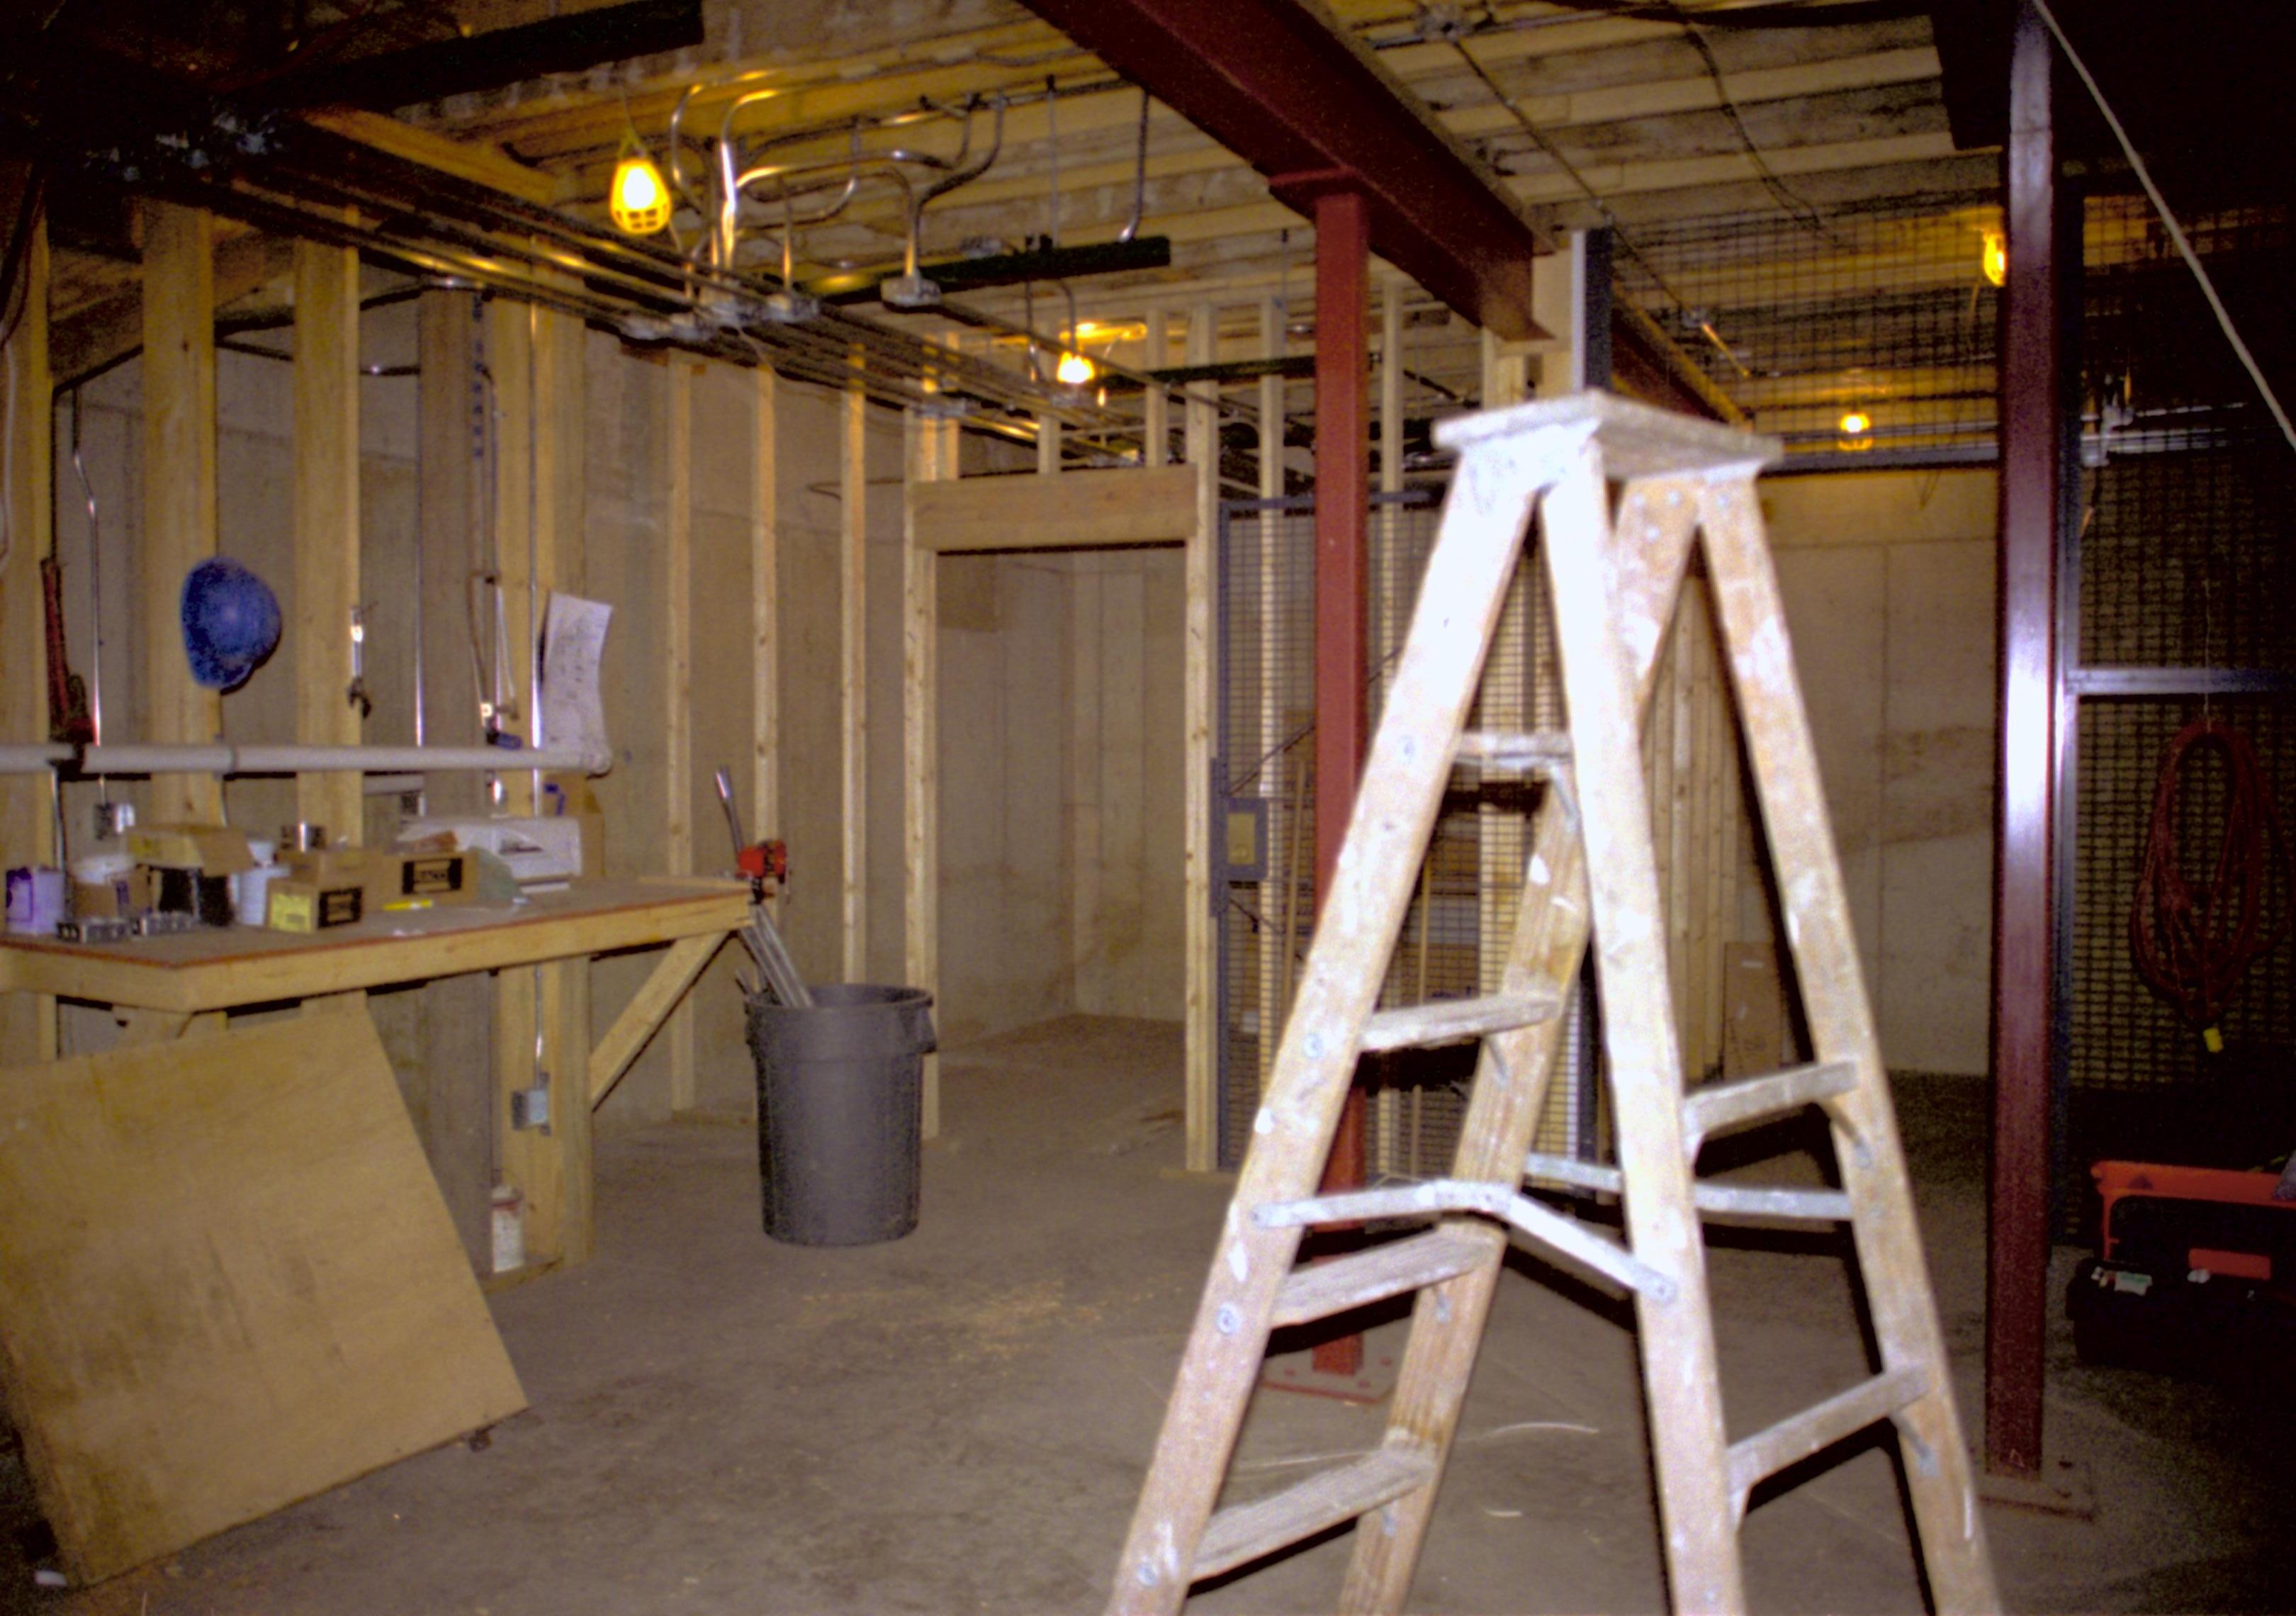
495, 967, 551, 1271
553, 959, 594, 1267
497, 960, 590, 1272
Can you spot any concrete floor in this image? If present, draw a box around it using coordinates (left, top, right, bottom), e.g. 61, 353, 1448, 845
11, 1014, 2293, 1613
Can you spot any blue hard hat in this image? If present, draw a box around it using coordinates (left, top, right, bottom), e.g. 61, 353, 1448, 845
180, 558, 282, 692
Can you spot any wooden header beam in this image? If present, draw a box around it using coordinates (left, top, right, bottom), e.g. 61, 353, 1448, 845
909, 466, 1198, 554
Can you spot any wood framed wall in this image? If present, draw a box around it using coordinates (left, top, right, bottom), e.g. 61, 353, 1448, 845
290, 233, 363, 843
905, 415, 1214, 1160
0, 201, 55, 1066
141, 203, 224, 827
483, 290, 592, 1267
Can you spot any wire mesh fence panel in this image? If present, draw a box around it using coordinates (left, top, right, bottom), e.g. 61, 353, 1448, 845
2061, 193, 2296, 1221
1215, 498, 1317, 1169
1610, 194, 2003, 461
2080, 199, 2296, 672
1213, 490, 1592, 1175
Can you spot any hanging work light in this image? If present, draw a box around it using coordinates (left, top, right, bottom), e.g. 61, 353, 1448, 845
611, 138, 673, 236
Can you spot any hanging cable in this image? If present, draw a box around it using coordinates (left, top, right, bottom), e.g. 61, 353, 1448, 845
1663, 6, 1837, 242
2030, 0, 2296, 457
1443, 30, 1745, 376
2129, 717, 2293, 1047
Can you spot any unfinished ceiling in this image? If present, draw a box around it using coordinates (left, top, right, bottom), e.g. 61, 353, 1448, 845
13, 0, 1998, 448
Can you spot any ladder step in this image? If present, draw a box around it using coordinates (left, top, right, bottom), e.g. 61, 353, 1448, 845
1454, 729, 1572, 772
1361, 989, 1562, 1053
1521, 1152, 1853, 1223
1254, 1181, 1676, 1303
1726, 1365, 1930, 1515
1435, 391, 1779, 480
1270, 1227, 1494, 1329
1195, 1448, 1439, 1581
1680, 1059, 1857, 1147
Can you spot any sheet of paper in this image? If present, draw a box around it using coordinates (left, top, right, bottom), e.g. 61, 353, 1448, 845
539, 593, 614, 766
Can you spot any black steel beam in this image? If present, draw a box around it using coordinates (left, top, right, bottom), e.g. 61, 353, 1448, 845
806, 236, 1173, 305
1014, 0, 1549, 340
258, 0, 704, 111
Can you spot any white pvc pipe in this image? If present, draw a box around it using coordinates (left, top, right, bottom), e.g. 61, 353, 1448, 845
0, 743, 609, 776
0, 746, 72, 772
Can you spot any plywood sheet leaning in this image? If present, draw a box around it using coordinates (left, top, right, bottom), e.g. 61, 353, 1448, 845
0, 1006, 527, 1583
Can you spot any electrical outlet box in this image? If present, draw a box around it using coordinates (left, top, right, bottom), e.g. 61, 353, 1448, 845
510, 1081, 551, 1131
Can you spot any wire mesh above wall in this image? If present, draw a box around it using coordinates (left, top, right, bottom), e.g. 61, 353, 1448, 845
1210, 484, 1743, 1181
1611, 194, 2003, 461
2059, 191, 2296, 1226
2079, 197, 2296, 673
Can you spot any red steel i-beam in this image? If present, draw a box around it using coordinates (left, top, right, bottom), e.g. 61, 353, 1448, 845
1308, 185, 1371, 1378
1013, 0, 1548, 340
1986, 0, 2059, 1481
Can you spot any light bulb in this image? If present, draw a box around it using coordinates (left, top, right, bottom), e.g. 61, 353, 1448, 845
612, 152, 672, 236
1055, 350, 1095, 387
1982, 230, 2007, 288
1839, 410, 1871, 437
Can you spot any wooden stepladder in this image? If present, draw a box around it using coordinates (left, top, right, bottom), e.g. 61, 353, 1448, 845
1106, 393, 1998, 1616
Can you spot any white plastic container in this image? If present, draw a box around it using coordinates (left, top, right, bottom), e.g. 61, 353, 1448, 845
490, 1185, 526, 1274
235, 864, 285, 928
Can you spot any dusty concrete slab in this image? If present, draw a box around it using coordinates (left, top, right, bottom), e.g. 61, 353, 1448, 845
8, 1024, 2289, 1614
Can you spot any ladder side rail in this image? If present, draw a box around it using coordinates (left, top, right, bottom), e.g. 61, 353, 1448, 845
1342, 473, 1709, 1611
1543, 444, 1745, 1616
1336, 790, 1586, 1608
1610, 476, 1708, 694
1105, 423, 1592, 1615
1696, 479, 1999, 1613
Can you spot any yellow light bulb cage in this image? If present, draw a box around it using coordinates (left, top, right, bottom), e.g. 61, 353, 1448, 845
611, 142, 672, 237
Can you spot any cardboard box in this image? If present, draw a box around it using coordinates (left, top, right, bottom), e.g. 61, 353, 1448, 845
126, 824, 255, 876
72, 875, 133, 920
266, 880, 367, 933
394, 851, 475, 907
274, 849, 478, 924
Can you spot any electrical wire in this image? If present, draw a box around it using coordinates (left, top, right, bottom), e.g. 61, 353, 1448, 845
2030, 0, 2296, 458
1443, 30, 1716, 344
2129, 717, 2292, 1038
1662, 6, 1837, 241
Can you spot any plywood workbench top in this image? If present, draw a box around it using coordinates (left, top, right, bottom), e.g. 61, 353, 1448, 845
0, 877, 750, 1014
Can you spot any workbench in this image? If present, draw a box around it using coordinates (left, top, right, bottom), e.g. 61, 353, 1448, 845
0, 877, 750, 1274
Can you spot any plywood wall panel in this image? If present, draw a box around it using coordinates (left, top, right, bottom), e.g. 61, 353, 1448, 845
1755, 468, 1998, 1077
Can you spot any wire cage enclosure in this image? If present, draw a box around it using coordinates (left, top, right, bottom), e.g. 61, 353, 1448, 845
2059, 194, 2296, 1220
1611, 193, 2005, 465
1212, 486, 1748, 1179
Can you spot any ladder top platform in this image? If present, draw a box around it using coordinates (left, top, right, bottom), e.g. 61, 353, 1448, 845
1434, 391, 1782, 481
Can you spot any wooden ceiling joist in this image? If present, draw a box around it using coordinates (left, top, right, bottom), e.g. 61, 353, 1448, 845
50, 231, 298, 388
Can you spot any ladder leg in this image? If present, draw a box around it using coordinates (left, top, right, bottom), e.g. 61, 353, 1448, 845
1699, 478, 1998, 1614
1105, 430, 1582, 1616
1344, 483, 1704, 1611
1339, 798, 1589, 1611
1543, 444, 1745, 1616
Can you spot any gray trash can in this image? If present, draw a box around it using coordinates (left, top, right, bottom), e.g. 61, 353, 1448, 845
746, 984, 936, 1246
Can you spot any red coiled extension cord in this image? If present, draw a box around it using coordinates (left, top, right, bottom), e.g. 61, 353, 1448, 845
2129, 717, 2292, 1044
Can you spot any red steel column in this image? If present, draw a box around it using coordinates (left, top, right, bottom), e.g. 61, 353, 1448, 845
1311, 188, 1371, 1377
1986, 0, 2058, 1480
